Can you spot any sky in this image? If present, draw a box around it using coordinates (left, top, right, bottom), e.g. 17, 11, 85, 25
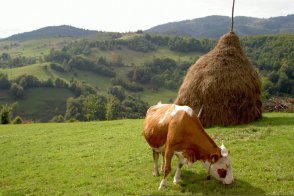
0, 0, 293, 38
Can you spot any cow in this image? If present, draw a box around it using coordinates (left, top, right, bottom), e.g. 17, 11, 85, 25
143, 103, 234, 190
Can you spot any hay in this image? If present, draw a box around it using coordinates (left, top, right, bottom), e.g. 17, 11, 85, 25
175, 32, 262, 127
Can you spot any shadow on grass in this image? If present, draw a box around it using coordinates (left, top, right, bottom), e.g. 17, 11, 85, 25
179, 170, 265, 195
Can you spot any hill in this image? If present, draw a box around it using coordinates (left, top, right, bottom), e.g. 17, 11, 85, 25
3, 25, 98, 41
0, 31, 293, 122
146, 15, 294, 38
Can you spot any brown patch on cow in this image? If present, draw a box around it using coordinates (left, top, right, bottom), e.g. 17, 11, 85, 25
217, 168, 227, 178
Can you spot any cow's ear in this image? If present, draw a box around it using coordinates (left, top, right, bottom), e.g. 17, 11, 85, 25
221, 143, 228, 157
210, 153, 219, 163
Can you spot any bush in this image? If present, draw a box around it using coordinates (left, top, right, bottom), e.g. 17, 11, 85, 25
0, 73, 11, 89
0, 104, 13, 124
109, 85, 125, 101
50, 115, 64, 123
13, 116, 23, 124
10, 83, 24, 99
50, 63, 66, 73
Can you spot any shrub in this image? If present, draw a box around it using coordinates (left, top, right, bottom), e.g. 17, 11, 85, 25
50, 115, 64, 123
10, 83, 24, 99
0, 104, 13, 124
50, 63, 66, 73
13, 116, 23, 124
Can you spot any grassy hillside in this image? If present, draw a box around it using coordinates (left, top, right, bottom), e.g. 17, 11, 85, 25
0, 33, 201, 121
0, 113, 293, 195
0, 88, 74, 122
1, 32, 293, 122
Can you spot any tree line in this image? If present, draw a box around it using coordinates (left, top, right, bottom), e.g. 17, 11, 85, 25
0, 53, 37, 68
241, 34, 294, 97
44, 33, 293, 96
127, 57, 192, 91
0, 72, 149, 123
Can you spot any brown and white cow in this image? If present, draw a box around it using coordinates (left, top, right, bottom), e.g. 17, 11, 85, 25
143, 103, 234, 189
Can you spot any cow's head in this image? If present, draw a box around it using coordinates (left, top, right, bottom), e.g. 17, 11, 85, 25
203, 143, 234, 185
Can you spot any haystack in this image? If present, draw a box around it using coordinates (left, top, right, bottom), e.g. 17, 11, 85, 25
174, 31, 262, 127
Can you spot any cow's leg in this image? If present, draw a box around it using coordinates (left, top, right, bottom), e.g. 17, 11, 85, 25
161, 152, 165, 172
158, 149, 173, 190
173, 160, 183, 184
152, 150, 160, 177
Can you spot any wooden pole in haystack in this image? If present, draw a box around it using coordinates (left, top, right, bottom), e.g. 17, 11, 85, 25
231, 0, 235, 32
174, 0, 262, 127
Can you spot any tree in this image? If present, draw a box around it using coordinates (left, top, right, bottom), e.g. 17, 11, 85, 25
109, 85, 125, 101
0, 73, 11, 89
121, 95, 149, 119
268, 71, 279, 83
0, 103, 16, 124
65, 95, 107, 121
55, 78, 68, 88
277, 73, 292, 94
105, 99, 113, 120
64, 97, 84, 121
43, 78, 54, 88
10, 83, 24, 99
105, 97, 122, 120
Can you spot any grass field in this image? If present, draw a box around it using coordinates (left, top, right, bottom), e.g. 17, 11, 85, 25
0, 113, 293, 195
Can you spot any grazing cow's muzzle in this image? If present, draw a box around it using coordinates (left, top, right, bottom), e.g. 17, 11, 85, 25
204, 143, 234, 185
223, 177, 234, 185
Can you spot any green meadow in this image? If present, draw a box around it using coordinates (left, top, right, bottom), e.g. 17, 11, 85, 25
0, 113, 293, 195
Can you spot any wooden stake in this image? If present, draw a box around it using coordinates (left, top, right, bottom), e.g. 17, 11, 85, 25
231, 0, 235, 32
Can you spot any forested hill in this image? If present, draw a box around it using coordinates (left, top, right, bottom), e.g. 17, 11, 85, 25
146, 15, 294, 38
0, 31, 293, 122
4, 25, 98, 41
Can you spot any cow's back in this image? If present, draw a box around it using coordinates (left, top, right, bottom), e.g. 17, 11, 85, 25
143, 104, 173, 149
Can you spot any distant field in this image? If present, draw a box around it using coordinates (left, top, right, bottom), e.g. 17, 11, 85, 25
0, 37, 76, 58
0, 113, 293, 195
0, 88, 73, 122
14, 88, 74, 122
1, 63, 51, 80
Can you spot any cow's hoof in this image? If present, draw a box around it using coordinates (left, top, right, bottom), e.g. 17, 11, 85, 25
153, 172, 160, 177
158, 185, 165, 190
158, 179, 167, 190
173, 178, 181, 184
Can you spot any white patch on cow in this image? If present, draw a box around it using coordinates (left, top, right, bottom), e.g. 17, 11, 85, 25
159, 110, 170, 124
157, 104, 193, 124
171, 105, 193, 117
153, 145, 165, 153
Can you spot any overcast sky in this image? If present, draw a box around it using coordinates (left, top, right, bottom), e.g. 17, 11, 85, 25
0, 0, 293, 38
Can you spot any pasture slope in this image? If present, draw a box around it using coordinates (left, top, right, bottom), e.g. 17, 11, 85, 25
0, 113, 293, 195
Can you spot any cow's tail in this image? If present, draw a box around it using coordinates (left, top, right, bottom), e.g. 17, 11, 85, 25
197, 105, 204, 118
